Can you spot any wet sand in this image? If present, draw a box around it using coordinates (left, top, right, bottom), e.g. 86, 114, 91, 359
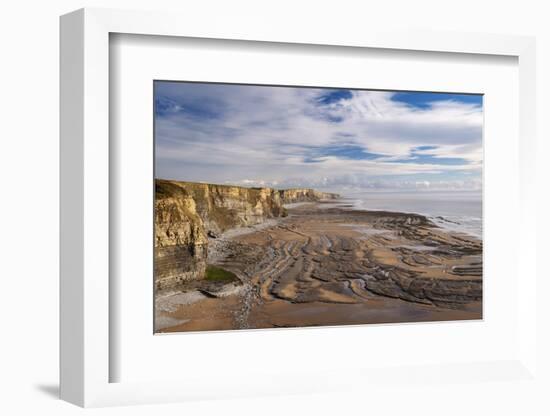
156, 201, 482, 333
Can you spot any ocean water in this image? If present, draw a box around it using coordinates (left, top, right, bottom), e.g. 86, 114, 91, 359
343, 190, 483, 239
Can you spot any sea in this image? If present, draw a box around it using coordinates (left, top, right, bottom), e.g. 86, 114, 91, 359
341, 190, 483, 239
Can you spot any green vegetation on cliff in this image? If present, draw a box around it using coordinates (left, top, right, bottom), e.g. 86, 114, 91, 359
204, 265, 238, 282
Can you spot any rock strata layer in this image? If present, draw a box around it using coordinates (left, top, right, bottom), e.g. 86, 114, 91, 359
156, 202, 483, 332
155, 179, 336, 289
155, 181, 208, 289
279, 188, 340, 203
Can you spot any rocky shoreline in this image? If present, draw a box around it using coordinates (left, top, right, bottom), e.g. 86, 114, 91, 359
154, 179, 339, 290
155, 200, 482, 332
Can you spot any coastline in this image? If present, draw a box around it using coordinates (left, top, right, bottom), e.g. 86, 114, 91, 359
342, 190, 483, 239
155, 199, 482, 332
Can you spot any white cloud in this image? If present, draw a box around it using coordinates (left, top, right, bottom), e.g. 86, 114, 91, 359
155, 83, 482, 191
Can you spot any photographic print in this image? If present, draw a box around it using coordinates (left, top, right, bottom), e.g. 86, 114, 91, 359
154, 81, 483, 333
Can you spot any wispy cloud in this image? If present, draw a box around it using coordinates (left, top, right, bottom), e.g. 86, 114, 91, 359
154, 82, 482, 192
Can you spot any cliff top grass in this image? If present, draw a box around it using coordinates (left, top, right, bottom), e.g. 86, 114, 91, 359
155, 178, 338, 195
156, 179, 189, 200
204, 265, 238, 282
157, 178, 269, 192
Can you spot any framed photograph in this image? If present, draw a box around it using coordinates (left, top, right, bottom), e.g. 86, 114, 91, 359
60, 8, 539, 408
153, 81, 484, 334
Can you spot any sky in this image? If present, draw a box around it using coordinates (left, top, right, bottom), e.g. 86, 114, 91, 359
154, 81, 483, 193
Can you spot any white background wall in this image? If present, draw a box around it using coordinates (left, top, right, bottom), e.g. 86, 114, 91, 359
0, 0, 548, 414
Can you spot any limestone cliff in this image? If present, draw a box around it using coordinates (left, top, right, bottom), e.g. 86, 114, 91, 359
279, 188, 340, 203
155, 179, 340, 289
165, 180, 287, 234
155, 181, 208, 289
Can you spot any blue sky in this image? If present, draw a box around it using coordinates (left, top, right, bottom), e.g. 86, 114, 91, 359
154, 82, 483, 192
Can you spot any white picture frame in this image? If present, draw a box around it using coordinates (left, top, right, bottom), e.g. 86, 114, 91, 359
60, 7, 538, 408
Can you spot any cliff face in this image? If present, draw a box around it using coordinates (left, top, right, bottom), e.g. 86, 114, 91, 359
279, 188, 340, 203
154, 179, 340, 289
155, 181, 208, 289
166, 180, 287, 234
155, 179, 287, 289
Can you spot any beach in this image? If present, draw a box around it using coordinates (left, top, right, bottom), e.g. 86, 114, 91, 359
155, 200, 483, 332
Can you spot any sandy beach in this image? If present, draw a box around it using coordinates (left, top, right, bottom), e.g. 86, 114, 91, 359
155, 200, 482, 332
